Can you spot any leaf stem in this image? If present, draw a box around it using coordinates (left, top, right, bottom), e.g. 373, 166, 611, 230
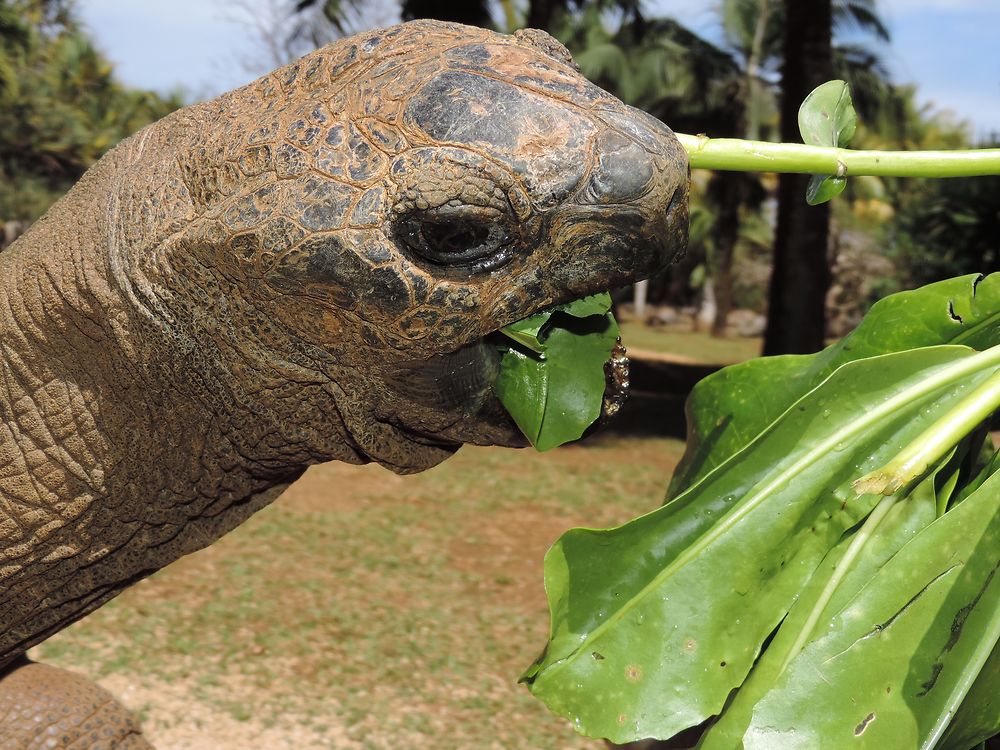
675, 133, 1000, 177
779, 492, 899, 671
854, 357, 1000, 496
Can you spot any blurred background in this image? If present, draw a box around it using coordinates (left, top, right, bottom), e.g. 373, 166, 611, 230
4, 1, 997, 748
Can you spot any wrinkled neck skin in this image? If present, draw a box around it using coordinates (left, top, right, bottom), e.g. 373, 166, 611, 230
0, 106, 450, 668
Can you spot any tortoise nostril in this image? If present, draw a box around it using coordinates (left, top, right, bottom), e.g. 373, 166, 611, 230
583, 130, 655, 205
665, 183, 686, 217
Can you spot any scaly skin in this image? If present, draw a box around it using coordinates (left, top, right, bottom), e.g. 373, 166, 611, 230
0, 21, 688, 747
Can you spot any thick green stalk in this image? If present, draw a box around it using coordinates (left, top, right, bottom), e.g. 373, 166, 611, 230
676, 132, 1000, 177
854, 356, 1000, 496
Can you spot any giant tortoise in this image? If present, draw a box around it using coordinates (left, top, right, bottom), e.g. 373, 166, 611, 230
0, 20, 688, 748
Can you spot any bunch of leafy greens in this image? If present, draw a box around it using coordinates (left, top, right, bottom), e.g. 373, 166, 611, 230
522, 273, 1000, 748
494, 293, 620, 451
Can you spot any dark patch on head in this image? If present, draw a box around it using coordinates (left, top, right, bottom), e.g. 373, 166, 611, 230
291, 177, 358, 232
273, 235, 362, 309
222, 184, 279, 231
274, 143, 310, 178
401, 267, 431, 304
368, 267, 412, 318
329, 44, 359, 80
512, 73, 605, 103
448, 43, 491, 65
404, 70, 593, 206
287, 119, 321, 148
405, 71, 526, 152
598, 106, 676, 153
350, 187, 388, 227
584, 130, 655, 204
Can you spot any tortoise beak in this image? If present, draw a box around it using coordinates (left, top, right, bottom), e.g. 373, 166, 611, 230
384, 340, 528, 448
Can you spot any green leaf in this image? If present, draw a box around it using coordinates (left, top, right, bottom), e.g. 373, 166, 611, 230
799, 79, 856, 148
669, 273, 1000, 498
495, 294, 619, 451
740, 469, 1000, 749
806, 173, 847, 205
938, 638, 1000, 749
495, 348, 549, 445
698, 447, 963, 748
500, 293, 617, 354
523, 344, 1000, 743
798, 80, 856, 205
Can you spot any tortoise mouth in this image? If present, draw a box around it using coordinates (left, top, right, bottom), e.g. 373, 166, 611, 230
387, 298, 631, 451
387, 336, 528, 448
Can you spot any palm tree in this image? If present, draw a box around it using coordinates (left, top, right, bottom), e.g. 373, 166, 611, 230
0, 1, 181, 221
762, 0, 889, 354
761, 0, 834, 354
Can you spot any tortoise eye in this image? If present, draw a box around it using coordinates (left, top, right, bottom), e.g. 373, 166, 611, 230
395, 206, 516, 272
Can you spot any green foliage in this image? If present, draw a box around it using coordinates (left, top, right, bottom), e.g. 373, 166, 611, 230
671, 273, 999, 495
0, 0, 182, 221
523, 274, 999, 746
892, 164, 1000, 287
495, 294, 619, 451
799, 80, 856, 204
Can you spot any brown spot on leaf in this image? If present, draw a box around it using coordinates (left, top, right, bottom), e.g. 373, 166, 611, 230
854, 712, 876, 736
625, 664, 642, 682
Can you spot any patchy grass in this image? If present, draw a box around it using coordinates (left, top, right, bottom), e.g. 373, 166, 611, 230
32, 434, 686, 750
618, 321, 761, 364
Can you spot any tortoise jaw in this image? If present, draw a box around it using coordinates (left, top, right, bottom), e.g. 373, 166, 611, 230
385, 337, 528, 448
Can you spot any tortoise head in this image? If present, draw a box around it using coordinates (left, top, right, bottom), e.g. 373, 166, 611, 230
125, 20, 688, 472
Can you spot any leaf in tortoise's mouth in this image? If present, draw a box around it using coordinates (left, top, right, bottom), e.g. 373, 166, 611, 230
491, 292, 629, 451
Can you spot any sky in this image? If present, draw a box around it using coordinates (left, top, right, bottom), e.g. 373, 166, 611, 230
76, 0, 1000, 141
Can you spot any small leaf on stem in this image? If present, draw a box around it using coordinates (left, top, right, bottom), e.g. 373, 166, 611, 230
799, 80, 858, 205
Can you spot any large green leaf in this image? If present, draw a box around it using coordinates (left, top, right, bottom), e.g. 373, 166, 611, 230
523, 344, 1000, 743
698, 446, 993, 748
739, 470, 1000, 749
670, 273, 1000, 498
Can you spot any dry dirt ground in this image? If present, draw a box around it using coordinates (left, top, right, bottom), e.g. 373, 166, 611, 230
31, 435, 685, 750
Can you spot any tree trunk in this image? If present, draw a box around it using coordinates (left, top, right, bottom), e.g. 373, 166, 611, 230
527, 0, 560, 30
762, 0, 833, 355
709, 173, 740, 337
710, 0, 771, 339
